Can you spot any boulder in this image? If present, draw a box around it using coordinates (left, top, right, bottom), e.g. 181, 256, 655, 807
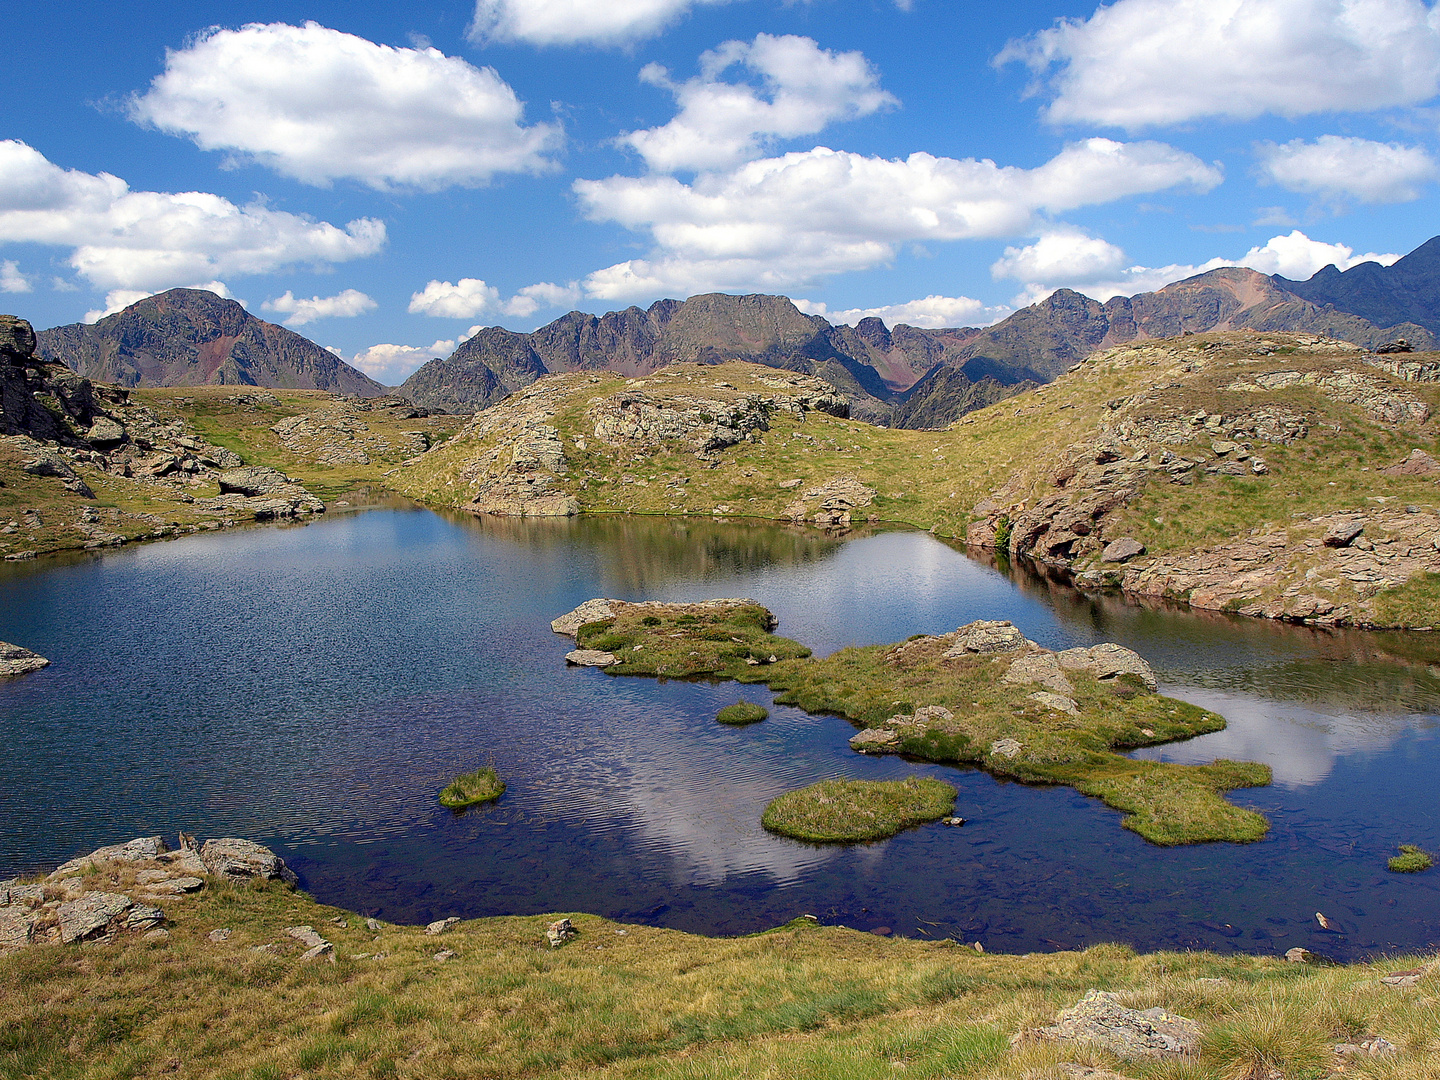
217, 466, 294, 497
1383, 449, 1440, 477
850, 728, 901, 753
199, 838, 299, 886
0, 315, 36, 362
85, 416, 126, 446
285, 925, 328, 949
566, 649, 619, 667
0, 909, 36, 953
1002, 653, 1075, 695
126, 905, 166, 931
551, 598, 619, 636
1030, 691, 1080, 716
1324, 520, 1364, 548
1101, 537, 1146, 564
1025, 989, 1202, 1061
941, 620, 1029, 656
51, 836, 168, 877
0, 642, 50, 678
425, 917, 460, 935
989, 738, 1022, 759
1376, 339, 1414, 354
57, 892, 134, 944
1056, 643, 1158, 691
546, 917, 577, 948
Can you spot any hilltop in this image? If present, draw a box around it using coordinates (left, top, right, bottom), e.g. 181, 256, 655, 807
37, 289, 384, 397
391, 329, 1440, 629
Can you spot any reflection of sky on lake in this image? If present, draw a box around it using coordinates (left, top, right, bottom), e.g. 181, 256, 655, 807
4, 510, 1440, 958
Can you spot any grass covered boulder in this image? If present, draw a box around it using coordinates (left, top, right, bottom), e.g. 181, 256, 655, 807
763, 776, 956, 842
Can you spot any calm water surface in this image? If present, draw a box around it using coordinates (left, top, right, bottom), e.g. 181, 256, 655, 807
2, 509, 1438, 961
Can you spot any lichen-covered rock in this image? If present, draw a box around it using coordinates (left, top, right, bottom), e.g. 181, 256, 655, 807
781, 475, 877, 529
0, 909, 36, 954
850, 727, 901, 753
942, 620, 1029, 656
199, 838, 299, 886
1056, 643, 1159, 691
1001, 652, 1075, 695
546, 917, 577, 948
51, 836, 168, 878
0, 315, 37, 362
1024, 989, 1202, 1061
57, 892, 134, 944
0, 641, 50, 678
566, 649, 619, 668
551, 598, 619, 637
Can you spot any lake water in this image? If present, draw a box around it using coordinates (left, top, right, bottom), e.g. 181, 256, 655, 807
2, 509, 1438, 961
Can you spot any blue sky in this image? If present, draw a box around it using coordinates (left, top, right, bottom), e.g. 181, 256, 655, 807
3, 0, 1439, 383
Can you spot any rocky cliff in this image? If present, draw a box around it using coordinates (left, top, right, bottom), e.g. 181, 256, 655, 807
1275, 235, 1440, 337
37, 289, 384, 397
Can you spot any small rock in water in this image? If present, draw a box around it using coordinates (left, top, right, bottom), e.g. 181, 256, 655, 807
546, 918, 577, 948
565, 649, 619, 668
942, 817, 966, 827
0, 641, 50, 679
1315, 911, 1337, 931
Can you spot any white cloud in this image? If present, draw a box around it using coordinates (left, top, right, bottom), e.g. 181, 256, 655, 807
130, 22, 560, 191
500, 281, 581, 318
351, 339, 460, 384
623, 34, 896, 172
82, 280, 242, 324
261, 288, 377, 326
994, 228, 1402, 304
575, 138, 1221, 299
796, 294, 1009, 329
1257, 135, 1439, 203
998, 0, 1440, 128
408, 278, 501, 318
469, 0, 734, 46
0, 259, 31, 293
0, 140, 384, 296
990, 228, 1126, 284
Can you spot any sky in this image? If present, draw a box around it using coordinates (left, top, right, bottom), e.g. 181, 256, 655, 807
3, 0, 1439, 385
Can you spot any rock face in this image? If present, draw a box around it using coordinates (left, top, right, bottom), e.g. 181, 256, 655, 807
1276, 235, 1440, 337
36, 289, 384, 396
199, 838, 300, 886
1024, 990, 1202, 1061
0, 641, 50, 678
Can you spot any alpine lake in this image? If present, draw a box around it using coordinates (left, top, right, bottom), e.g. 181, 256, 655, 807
2, 505, 1438, 962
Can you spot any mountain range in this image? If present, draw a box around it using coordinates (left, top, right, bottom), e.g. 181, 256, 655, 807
30, 236, 1440, 429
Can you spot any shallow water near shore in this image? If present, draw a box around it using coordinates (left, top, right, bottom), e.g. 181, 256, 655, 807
2, 508, 1439, 960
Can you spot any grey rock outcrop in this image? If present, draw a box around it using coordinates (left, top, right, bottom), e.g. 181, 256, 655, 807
199, 838, 299, 886
58, 892, 135, 944
0, 641, 50, 678
1024, 989, 1202, 1061
941, 620, 1028, 656
566, 649, 620, 667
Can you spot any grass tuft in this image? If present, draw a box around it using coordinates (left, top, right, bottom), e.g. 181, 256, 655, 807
762, 776, 957, 842
716, 702, 769, 725
1389, 844, 1434, 873
438, 766, 506, 809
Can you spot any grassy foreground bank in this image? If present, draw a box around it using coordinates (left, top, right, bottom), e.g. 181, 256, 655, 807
3, 878, 1437, 1080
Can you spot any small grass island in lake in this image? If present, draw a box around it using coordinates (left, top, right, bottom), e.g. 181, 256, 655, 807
556, 599, 1273, 846
1389, 844, 1434, 873
716, 701, 769, 725
763, 776, 957, 841
439, 767, 506, 809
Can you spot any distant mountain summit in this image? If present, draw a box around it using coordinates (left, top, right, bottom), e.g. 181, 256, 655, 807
37, 289, 384, 397
1274, 236, 1440, 337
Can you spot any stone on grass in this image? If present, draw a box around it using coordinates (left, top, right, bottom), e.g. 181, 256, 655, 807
58, 892, 134, 944
850, 728, 901, 753
1324, 520, 1364, 548
551, 599, 618, 637
942, 620, 1028, 657
1030, 691, 1080, 716
0, 909, 35, 953
1056, 643, 1158, 691
434, 949, 457, 962
300, 942, 335, 962
1025, 989, 1201, 1062
199, 838, 298, 886
1285, 948, 1312, 963
1383, 449, 1440, 476
125, 905, 165, 931
285, 925, 328, 949
51, 836, 167, 878
1334, 1037, 1397, 1058
1002, 653, 1075, 695
990, 738, 1022, 759
208, 928, 232, 943
425, 917, 460, 936
546, 918, 577, 948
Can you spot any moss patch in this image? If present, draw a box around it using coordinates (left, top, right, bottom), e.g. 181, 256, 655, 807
717, 702, 769, 725
438, 767, 506, 809
1389, 844, 1434, 873
763, 776, 957, 842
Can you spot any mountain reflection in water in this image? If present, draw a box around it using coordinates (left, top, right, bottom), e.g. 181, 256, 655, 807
2, 509, 1438, 960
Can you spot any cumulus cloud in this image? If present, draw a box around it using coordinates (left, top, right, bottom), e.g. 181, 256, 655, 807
130, 22, 560, 190
1256, 135, 1439, 203
990, 228, 1127, 284
994, 228, 1401, 305
469, 0, 734, 46
575, 138, 1221, 299
0, 260, 31, 293
623, 34, 896, 172
261, 288, 377, 326
410, 277, 581, 320
409, 278, 501, 318
796, 294, 1009, 329
350, 334, 482, 384
997, 0, 1440, 128
0, 140, 384, 296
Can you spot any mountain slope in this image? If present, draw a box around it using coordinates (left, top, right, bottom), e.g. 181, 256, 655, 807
37, 289, 385, 397
1275, 235, 1440, 336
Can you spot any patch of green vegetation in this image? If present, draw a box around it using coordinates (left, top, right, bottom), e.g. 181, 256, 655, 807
438, 767, 506, 809
1373, 572, 1440, 629
1388, 844, 1434, 873
716, 702, 769, 725
584, 605, 1271, 845
763, 776, 956, 841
